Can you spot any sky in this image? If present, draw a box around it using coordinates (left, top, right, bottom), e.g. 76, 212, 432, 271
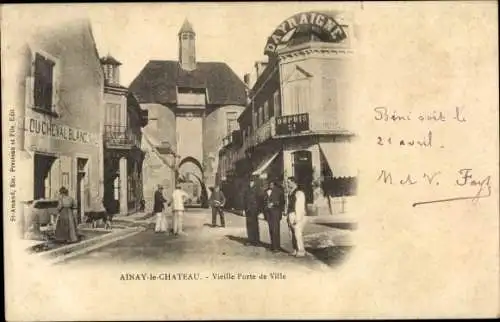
86, 3, 358, 86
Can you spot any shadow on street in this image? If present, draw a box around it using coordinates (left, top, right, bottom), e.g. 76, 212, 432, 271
306, 245, 353, 267
225, 235, 273, 250
316, 222, 358, 230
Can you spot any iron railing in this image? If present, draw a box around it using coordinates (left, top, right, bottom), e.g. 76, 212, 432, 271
104, 125, 140, 148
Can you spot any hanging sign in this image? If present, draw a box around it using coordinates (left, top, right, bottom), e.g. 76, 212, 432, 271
275, 113, 309, 135
264, 11, 347, 55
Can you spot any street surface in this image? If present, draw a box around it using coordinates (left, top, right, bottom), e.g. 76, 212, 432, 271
61, 209, 353, 271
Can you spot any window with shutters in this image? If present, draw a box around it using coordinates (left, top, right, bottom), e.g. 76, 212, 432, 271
34, 53, 55, 112
32, 52, 59, 115
105, 103, 122, 126
27, 49, 60, 116
291, 81, 309, 114
323, 78, 338, 111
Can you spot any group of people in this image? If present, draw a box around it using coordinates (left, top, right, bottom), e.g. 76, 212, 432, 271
152, 176, 307, 258
242, 176, 307, 257
153, 184, 189, 236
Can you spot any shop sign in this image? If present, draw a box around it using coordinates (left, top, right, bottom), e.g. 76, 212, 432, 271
25, 117, 98, 145
275, 113, 309, 135
264, 11, 347, 55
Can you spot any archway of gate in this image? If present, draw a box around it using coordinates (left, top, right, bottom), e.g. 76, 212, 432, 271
177, 156, 209, 208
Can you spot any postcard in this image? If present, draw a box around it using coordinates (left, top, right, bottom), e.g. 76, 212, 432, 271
2, 2, 498, 320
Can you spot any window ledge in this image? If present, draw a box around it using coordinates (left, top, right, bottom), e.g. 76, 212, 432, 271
31, 106, 59, 118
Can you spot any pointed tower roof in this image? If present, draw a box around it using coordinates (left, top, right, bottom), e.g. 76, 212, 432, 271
178, 19, 195, 35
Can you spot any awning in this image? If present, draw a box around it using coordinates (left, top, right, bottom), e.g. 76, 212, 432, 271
252, 151, 280, 176
319, 142, 357, 178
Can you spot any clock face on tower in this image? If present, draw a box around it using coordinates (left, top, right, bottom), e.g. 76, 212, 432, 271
185, 112, 194, 120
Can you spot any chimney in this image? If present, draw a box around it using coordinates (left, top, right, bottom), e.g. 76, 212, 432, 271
243, 73, 250, 86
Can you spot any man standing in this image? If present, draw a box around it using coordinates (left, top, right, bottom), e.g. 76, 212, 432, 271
171, 185, 189, 236
153, 185, 168, 233
243, 177, 261, 246
263, 181, 285, 252
209, 185, 226, 227
285, 177, 307, 257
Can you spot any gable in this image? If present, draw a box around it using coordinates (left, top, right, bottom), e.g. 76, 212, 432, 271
284, 65, 313, 83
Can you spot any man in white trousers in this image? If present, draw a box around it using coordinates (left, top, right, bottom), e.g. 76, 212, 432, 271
285, 176, 307, 257
153, 185, 168, 233
171, 185, 189, 236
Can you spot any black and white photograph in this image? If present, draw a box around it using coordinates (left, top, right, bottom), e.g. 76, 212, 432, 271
2, 2, 498, 320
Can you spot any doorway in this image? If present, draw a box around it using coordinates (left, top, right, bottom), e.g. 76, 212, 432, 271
292, 150, 313, 203
76, 158, 88, 224
34, 154, 57, 200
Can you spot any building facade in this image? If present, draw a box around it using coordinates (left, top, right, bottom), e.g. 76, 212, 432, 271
16, 19, 106, 224
101, 55, 149, 215
218, 11, 358, 215
129, 19, 247, 209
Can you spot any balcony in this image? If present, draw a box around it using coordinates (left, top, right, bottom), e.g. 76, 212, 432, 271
275, 113, 309, 136
104, 125, 141, 149
275, 113, 354, 137
245, 116, 276, 150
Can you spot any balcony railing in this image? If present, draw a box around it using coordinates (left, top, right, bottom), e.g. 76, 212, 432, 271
244, 116, 276, 150
229, 113, 352, 164
275, 113, 309, 136
104, 125, 140, 149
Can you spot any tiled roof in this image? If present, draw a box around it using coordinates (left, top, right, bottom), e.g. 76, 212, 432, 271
129, 60, 247, 106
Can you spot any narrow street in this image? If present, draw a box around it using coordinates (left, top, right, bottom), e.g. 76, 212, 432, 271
60, 209, 353, 272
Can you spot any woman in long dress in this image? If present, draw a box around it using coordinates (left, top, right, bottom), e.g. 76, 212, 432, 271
54, 187, 79, 243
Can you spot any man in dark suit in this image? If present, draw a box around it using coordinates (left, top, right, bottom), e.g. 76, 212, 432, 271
153, 185, 168, 233
209, 185, 226, 227
243, 176, 261, 246
263, 181, 285, 252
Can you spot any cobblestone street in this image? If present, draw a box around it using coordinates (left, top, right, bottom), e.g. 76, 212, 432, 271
61, 209, 354, 271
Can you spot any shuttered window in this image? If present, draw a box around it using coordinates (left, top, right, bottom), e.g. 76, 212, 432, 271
291, 82, 309, 114
34, 53, 55, 112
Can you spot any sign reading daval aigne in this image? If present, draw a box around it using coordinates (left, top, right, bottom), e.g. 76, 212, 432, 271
264, 11, 348, 55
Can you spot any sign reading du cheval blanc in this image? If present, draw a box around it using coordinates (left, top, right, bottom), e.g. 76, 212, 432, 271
264, 11, 347, 55
25, 117, 98, 145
